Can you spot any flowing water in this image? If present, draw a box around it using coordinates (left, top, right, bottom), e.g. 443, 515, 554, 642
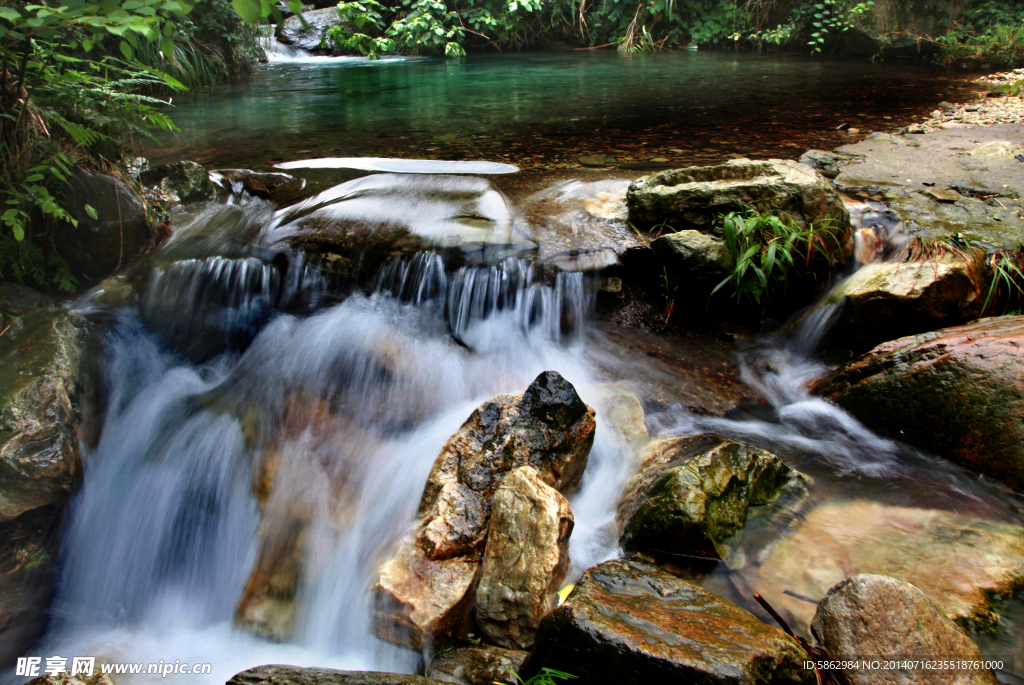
12, 52, 1024, 683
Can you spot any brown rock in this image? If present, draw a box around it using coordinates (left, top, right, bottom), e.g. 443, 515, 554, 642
429, 646, 528, 685
228, 665, 445, 685
812, 316, 1024, 489
373, 371, 595, 650
524, 557, 813, 685
811, 574, 996, 685
476, 466, 573, 650
26, 668, 116, 685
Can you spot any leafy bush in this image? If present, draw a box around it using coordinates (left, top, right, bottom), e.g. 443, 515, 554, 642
710, 210, 837, 306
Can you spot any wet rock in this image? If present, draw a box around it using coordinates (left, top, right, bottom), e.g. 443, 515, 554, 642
823, 255, 981, 352
617, 434, 806, 566
234, 522, 307, 641
811, 574, 996, 685
746, 500, 1024, 635
0, 505, 61, 668
594, 384, 648, 445
627, 159, 851, 262
268, 174, 521, 283
213, 169, 303, 202
0, 308, 89, 521
523, 557, 813, 685
278, 8, 349, 54
58, 168, 151, 283
798, 149, 862, 179
577, 154, 618, 167
0, 282, 62, 316
812, 316, 1024, 489
24, 669, 116, 685
141, 161, 216, 204
228, 665, 445, 685
650, 229, 734, 286
476, 466, 573, 650
373, 371, 595, 650
965, 141, 1024, 159
429, 646, 528, 685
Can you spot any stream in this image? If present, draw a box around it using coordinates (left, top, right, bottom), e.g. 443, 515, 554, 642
12, 51, 1023, 684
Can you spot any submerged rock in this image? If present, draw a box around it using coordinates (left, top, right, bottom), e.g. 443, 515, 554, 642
812, 316, 1024, 489
373, 371, 595, 650
476, 466, 573, 650
141, 161, 216, 204
626, 159, 851, 262
429, 646, 528, 685
811, 574, 996, 685
58, 168, 151, 283
823, 254, 982, 351
0, 308, 89, 521
746, 500, 1024, 635
524, 557, 813, 685
228, 665, 445, 685
617, 434, 806, 566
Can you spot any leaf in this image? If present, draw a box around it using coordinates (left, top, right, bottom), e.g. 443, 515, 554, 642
84, 204, 98, 220
119, 40, 133, 58
231, 0, 262, 23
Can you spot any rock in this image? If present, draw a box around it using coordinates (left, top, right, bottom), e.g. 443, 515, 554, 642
0, 505, 61, 668
822, 255, 981, 352
0, 282, 62, 316
577, 154, 618, 167
812, 316, 1024, 489
921, 187, 963, 203
57, 168, 151, 283
617, 434, 806, 567
523, 557, 813, 685
268, 174, 520, 283
476, 466, 574, 650
429, 646, 528, 685
965, 141, 1024, 159
594, 384, 648, 445
626, 159, 851, 263
212, 169, 303, 203
0, 308, 89, 521
278, 7, 349, 54
746, 500, 1024, 636
141, 161, 215, 204
650, 229, 734, 286
373, 371, 595, 650
24, 668, 116, 685
810, 574, 996, 685
798, 149, 862, 179
228, 665, 445, 685
234, 523, 307, 641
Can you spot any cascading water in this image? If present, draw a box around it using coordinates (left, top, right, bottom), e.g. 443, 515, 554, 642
14, 178, 1024, 684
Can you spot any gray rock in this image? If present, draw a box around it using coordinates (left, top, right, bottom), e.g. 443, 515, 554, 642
577, 154, 618, 167
429, 646, 528, 685
0, 282, 62, 316
617, 434, 806, 567
811, 574, 996, 685
476, 466, 573, 650
141, 161, 215, 204
228, 665, 445, 685
524, 557, 813, 685
58, 168, 151, 283
0, 308, 89, 521
798, 149, 862, 179
651, 230, 734, 285
627, 159, 851, 263
279, 7, 348, 54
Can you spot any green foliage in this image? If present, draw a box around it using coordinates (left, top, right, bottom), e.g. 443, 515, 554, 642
936, 21, 1024, 67
982, 250, 1024, 316
710, 210, 835, 306
992, 78, 1024, 97
496, 667, 579, 685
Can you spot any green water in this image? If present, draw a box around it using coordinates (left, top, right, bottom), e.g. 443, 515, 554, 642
147, 50, 978, 169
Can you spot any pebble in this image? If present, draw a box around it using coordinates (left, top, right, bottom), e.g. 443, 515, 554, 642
906, 68, 1024, 132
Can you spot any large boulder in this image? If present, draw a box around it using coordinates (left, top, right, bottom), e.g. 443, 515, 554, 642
617, 434, 807, 566
278, 7, 348, 54
812, 316, 1024, 489
0, 308, 89, 521
746, 500, 1024, 636
476, 466, 574, 650
822, 254, 982, 352
650, 230, 734, 287
523, 557, 814, 685
626, 158, 851, 262
373, 371, 595, 650
429, 646, 528, 685
228, 665, 445, 685
810, 574, 996, 685
0, 282, 62, 316
57, 168, 151, 283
